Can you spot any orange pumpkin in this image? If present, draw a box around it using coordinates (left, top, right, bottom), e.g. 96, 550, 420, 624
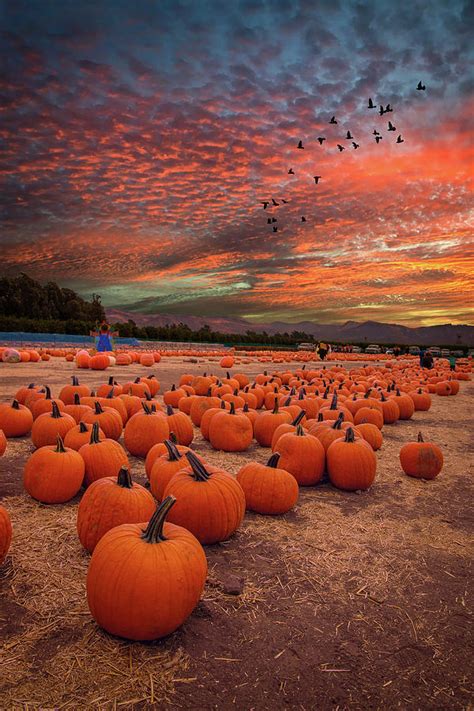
208, 403, 253, 452
237, 453, 298, 515
124, 404, 170, 458
0, 505, 12, 564
327, 427, 376, 491
23, 436, 85, 503
79, 423, 130, 487
275, 425, 325, 486
0, 399, 33, 437
399, 432, 443, 480
31, 402, 76, 448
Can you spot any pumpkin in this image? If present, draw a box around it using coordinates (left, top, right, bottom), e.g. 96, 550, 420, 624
23, 435, 85, 503
90, 354, 110, 370
102, 390, 128, 425
96, 377, 123, 398
15, 383, 43, 405
2, 348, 21, 363
86, 496, 207, 640
270, 410, 306, 451
163, 452, 245, 544
31, 402, 76, 448
144, 433, 190, 479
275, 425, 325, 486
124, 403, 170, 458
0, 399, 33, 437
81, 402, 123, 441
140, 376, 160, 396
139, 353, 155, 367
77, 466, 156, 552
236, 453, 298, 515
254, 400, 292, 447
190, 392, 222, 426
165, 405, 194, 446
390, 390, 414, 420
409, 388, 432, 411
399, 432, 443, 480
0, 430, 6, 456
59, 376, 91, 404
354, 423, 383, 451
64, 421, 106, 451
327, 427, 376, 491
63, 393, 94, 423
379, 393, 400, 424
79, 423, 130, 487
435, 381, 452, 396
163, 384, 187, 408
149, 440, 201, 502
208, 402, 253, 452
31, 386, 65, 420
0, 505, 12, 564
353, 406, 384, 430
200, 401, 230, 441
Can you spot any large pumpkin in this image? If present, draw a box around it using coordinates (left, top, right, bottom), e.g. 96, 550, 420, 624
87, 496, 207, 640
399, 432, 443, 480
274, 425, 325, 486
163, 452, 245, 544
77, 466, 155, 552
236, 453, 298, 515
208, 403, 253, 452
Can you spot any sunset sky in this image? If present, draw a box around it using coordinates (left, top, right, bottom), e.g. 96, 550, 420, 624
2, 0, 473, 326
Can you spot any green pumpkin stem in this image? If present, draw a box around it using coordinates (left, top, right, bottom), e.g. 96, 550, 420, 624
141, 496, 177, 543
266, 452, 281, 468
185, 451, 210, 481
56, 435, 66, 453
164, 439, 182, 461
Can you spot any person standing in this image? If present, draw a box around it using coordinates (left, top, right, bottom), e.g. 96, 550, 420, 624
90, 321, 119, 352
318, 342, 328, 360
449, 354, 456, 371
419, 347, 426, 367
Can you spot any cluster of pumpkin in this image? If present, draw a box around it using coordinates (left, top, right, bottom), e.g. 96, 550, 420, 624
0, 360, 466, 641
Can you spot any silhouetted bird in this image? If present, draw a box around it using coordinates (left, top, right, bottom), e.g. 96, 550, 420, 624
273, 226, 278, 232
396, 135, 404, 143
375, 135, 382, 144
272, 217, 277, 223
388, 121, 396, 131
317, 137, 326, 145
313, 176, 321, 184
385, 104, 393, 113
267, 218, 272, 224
272, 198, 279, 206
301, 216, 306, 222
373, 129, 380, 136
288, 168, 294, 174
281, 199, 288, 204
261, 201, 269, 209
417, 81, 426, 91
368, 97, 376, 109
352, 142, 360, 149
379, 105, 385, 116
330, 116, 337, 124
346, 131, 353, 139
297, 140, 304, 149
337, 144, 345, 151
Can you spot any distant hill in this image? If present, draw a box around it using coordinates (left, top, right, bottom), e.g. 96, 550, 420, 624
106, 308, 474, 346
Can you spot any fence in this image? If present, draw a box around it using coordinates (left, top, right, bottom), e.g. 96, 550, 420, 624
0, 332, 140, 347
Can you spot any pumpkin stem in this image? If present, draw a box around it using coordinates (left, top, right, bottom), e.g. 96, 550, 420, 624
272, 398, 279, 414
44, 385, 52, 401
171, 384, 176, 391
106, 389, 115, 399
79, 421, 88, 433
296, 424, 305, 436
72, 376, 79, 386
164, 439, 182, 461
117, 467, 133, 489
291, 410, 305, 426
417, 432, 424, 442
51, 402, 62, 418
56, 435, 66, 453
141, 496, 177, 543
185, 451, 211, 481
266, 452, 281, 468
332, 413, 344, 429
317, 412, 323, 422
89, 422, 101, 444
344, 427, 355, 443
73, 393, 81, 405
94, 401, 104, 414
166, 404, 174, 416
329, 393, 338, 410
169, 431, 178, 444
12, 399, 20, 410
142, 402, 153, 414
229, 402, 236, 415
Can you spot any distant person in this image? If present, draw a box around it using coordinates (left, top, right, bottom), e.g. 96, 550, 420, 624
422, 351, 434, 369
318, 342, 329, 360
419, 348, 426, 367
90, 321, 119, 352
393, 346, 400, 358
449, 354, 456, 371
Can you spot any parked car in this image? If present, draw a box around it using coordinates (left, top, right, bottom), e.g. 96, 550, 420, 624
297, 342, 315, 351
408, 346, 420, 355
441, 348, 450, 357
365, 344, 382, 354
428, 346, 441, 357
352, 346, 362, 353
385, 348, 394, 355
452, 350, 464, 357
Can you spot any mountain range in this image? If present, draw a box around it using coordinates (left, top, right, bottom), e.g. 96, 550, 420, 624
106, 308, 474, 346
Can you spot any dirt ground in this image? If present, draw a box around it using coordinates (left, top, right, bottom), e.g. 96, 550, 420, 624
0, 357, 473, 710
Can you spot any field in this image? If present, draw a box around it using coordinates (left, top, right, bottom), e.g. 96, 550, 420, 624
0, 356, 473, 710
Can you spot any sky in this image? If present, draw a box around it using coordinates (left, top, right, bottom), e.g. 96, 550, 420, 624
1, 0, 473, 326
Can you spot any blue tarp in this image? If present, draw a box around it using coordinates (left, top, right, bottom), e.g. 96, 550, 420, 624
0, 332, 140, 346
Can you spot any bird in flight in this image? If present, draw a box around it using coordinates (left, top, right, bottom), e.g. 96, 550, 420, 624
368, 97, 376, 109
375, 135, 382, 144
373, 129, 381, 136
337, 144, 345, 151
272, 217, 277, 223
313, 176, 321, 184
387, 121, 396, 131
317, 137, 326, 145
330, 116, 337, 124
346, 130, 353, 140
396, 135, 404, 143
281, 199, 288, 204
273, 226, 278, 232
261, 201, 269, 209
301, 216, 306, 222
272, 198, 279, 206
297, 140, 304, 149
379, 105, 386, 116
267, 218, 272, 224
417, 81, 426, 91
385, 104, 393, 113
288, 168, 295, 174
352, 142, 360, 149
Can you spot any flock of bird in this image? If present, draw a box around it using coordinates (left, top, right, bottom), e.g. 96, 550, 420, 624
259, 82, 426, 231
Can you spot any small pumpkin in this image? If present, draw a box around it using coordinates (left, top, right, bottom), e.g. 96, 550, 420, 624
31, 402, 76, 448
79, 423, 129, 487
236, 453, 298, 515
254, 399, 292, 447
275, 425, 325, 486
0, 399, 34, 437
124, 403, 170, 458
144, 433, 190, 479
399, 432, 443, 480
24, 435, 85, 503
165, 405, 194, 446
86, 496, 207, 640
64, 421, 106, 451
81, 402, 123, 441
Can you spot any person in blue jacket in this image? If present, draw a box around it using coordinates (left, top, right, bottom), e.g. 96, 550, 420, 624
90, 322, 118, 352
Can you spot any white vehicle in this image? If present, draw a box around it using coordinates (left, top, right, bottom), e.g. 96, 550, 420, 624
365, 344, 382, 354
385, 348, 394, 355
428, 346, 441, 357
352, 345, 362, 353
297, 342, 315, 351
441, 348, 450, 357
